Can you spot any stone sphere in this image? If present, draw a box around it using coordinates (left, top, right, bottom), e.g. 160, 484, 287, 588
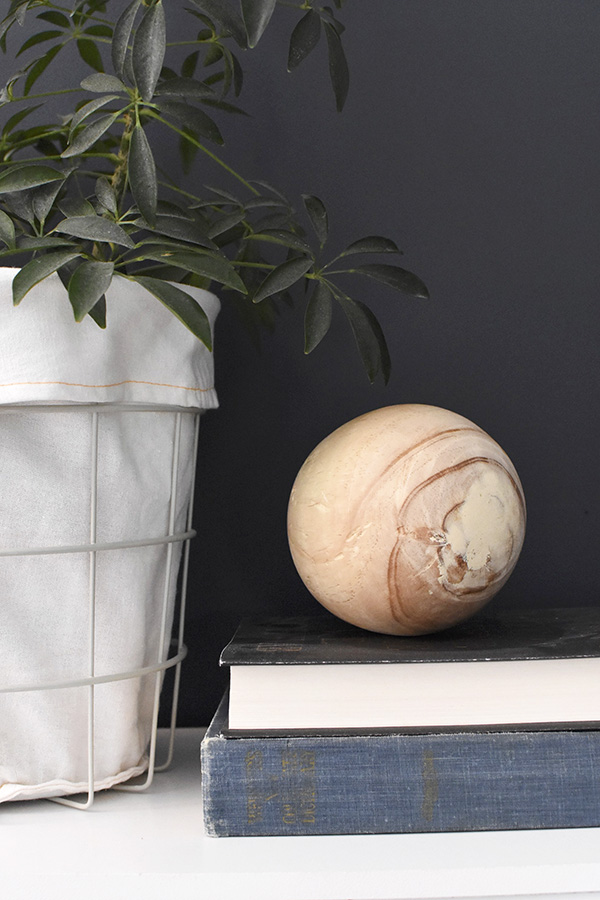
287, 404, 526, 636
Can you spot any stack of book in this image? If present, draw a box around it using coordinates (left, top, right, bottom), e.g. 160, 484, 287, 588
200, 606, 600, 837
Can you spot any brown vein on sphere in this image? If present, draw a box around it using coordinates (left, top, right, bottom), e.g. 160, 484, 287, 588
377, 427, 483, 483
386, 457, 525, 627
395, 456, 525, 529
345, 427, 483, 555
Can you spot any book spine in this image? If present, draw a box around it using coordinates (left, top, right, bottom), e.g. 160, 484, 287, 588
201, 728, 600, 837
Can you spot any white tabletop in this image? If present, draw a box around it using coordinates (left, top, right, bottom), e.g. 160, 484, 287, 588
2, 728, 600, 900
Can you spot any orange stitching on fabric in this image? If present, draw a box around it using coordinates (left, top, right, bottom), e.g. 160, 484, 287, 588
0, 379, 214, 392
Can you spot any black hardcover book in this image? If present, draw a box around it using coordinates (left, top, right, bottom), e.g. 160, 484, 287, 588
220, 606, 600, 732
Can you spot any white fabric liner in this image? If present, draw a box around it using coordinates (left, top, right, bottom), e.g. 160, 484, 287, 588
0, 268, 220, 408
0, 269, 220, 802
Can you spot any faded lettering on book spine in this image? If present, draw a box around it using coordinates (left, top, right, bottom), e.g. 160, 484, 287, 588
244, 747, 318, 829
281, 749, 317, 825
245, 749, 266, 825
421, 749, 439, 821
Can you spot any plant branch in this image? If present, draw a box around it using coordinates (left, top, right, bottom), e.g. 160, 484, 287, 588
145, 110, 260, 196
1, 88, 80, 102
110, 108, 135, 213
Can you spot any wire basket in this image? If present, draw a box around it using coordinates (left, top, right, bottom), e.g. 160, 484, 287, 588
0, 402, 202, 808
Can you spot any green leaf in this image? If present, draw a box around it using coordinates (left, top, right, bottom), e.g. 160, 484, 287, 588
0, 164, 64, 194
61, 112, 119, 158
77, 37, 104, 72
207, 210, 245, 238
188, 0, 248, 48
320, 7, 345, 35
154, 76, 215, 100
133, 275, 213, 349
179, 130, 199, 173
14, 3, 29, 27
16, 235, 77, 251
23, 43, 63, 95
0, 12, 19, 48
95, 176, 118, 215
230, 50, 243, 95
112, 0, 141, 78
128, 122, 157, 225
211, 221, 245, 247
31, 179, 65, 225
185, 9, 214, 32
2, 103, 42, 136
137, 215, 213, 247
158, 98, 224, 145
340, 236, 402, 258
249, 179, 289, 202
204, 48, 223, 69
205, 185, 241, 205
253, 210, 294, 232
55, 215, 135, 248
59, 197, 96, 218
288, 9, 321, 70
242, 0, 276, 48
88, 294, 107, 328
69, 94, 121, 133
324, 20, 349, 112
246, 229, 312, 255
244, 196, 289, 211
36, 11, 70, 27
304, 280, 332, 353
253, 256, 313, 303
219, 45, 235, 95
302, 194, 328, 247
68, 260, 114, 321
0, 209, 16, 248
349, 263, 429, 299
181, 49, 200, 78
156, 200, 198, 220
84, 24, 113, 38
132, 0, 166, 102
12, 249, 82, 305
197, 96, 248, 116
80, 73, 127, 93
16, 29, 62, 57
143, 249, 246, 293
335, 291, 391, 384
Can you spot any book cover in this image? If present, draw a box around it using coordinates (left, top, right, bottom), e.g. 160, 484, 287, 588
201, 692, 600, 837
220, 606, 600, 667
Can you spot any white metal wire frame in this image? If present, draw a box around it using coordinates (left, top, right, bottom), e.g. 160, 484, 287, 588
0, 402, 202, 809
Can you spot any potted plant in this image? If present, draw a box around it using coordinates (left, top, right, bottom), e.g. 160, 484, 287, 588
0, 0, 428, 806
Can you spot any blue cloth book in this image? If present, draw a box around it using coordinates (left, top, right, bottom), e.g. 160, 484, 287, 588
201, 692, 600, 837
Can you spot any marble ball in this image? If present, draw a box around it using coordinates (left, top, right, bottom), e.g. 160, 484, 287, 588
287, 404, 526, 636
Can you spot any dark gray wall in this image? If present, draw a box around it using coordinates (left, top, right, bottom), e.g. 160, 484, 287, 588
4, 2, 599, 725
176, 1, 600, 725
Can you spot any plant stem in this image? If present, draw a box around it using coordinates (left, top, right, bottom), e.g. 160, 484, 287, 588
2, 88, 80, 102
156, 177, 206, 206
39, 1, 113, 27
233, 260, 276, 270
146, 110, 260, 196
110, 109, 135, 213
0, 153, 118, 166
167, 41, 212, 47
